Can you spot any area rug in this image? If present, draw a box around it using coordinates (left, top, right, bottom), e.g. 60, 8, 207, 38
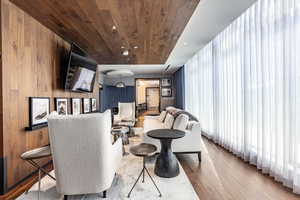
17, 134, 199, 200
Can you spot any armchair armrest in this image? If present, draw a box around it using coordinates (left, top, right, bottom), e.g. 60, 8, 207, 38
111, 137, 123, 171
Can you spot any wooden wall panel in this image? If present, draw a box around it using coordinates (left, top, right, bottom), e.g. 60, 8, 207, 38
1, 0, 99, 190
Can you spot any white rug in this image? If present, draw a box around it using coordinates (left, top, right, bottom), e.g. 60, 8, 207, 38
17, 131, 199, 200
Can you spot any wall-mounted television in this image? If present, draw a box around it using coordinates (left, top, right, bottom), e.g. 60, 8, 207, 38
63, 43, 97, 93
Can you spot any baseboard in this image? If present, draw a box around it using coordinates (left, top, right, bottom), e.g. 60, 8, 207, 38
0, 157, 7, 195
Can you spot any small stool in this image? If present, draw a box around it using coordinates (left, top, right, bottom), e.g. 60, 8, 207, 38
127, 143, 162, 198
21, 145, 56, 200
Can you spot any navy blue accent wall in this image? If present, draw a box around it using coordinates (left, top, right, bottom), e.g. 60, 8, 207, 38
100, 85, 135, 112
173, 66, 185, 109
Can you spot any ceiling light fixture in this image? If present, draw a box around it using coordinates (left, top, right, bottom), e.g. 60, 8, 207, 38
134, 46, 138, 49
116, 81, 125, 88
112, 25, 117, 30
121, 46, 125, 49
122, 50, 129, 56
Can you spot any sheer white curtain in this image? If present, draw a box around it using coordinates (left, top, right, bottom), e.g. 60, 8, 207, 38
185, 0, 300, 194
185, 43, 214, 136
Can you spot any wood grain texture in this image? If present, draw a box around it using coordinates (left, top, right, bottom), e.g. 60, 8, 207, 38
0, 0, 99, 190
9, 0, 200, 64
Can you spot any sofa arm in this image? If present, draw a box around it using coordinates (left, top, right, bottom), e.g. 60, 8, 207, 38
144, 115, 160, 120
187, 121, 202, 136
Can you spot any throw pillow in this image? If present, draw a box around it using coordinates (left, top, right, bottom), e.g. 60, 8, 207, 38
158, 111, 167, 122
164, 113, 175, 129
173, 114, 189, 131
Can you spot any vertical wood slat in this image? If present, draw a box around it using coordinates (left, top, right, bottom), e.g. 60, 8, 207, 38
0, 0, 99, 190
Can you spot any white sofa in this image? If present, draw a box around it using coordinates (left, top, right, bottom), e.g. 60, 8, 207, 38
48, 110, 122, 199
142, 107, 202, 162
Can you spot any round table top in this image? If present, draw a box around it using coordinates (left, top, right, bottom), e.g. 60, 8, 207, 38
147, 129, 185, 140
130, 143, 157, 157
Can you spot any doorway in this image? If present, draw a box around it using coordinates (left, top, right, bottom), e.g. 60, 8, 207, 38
136, 79, 160, 116
146, 87, 160, 111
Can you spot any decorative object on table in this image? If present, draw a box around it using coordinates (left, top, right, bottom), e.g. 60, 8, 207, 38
91, 98, 97, 111
82, 98, 91, 113
54, 98, 68, 115
20, 145, 56, 200
71, 98, 81, 115
161, 87, 172, 97
28, 97, 50, 128
161, 78, 172, 87
147, 129, 185, 178
127, 143, 162, 198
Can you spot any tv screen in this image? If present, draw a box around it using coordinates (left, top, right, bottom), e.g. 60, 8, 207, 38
70, 66, 95, 92
63, 44, 97, 93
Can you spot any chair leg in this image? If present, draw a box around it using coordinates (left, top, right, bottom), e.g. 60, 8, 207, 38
198, 152, 202, 162
38, 168, 41, 200
64, 195, 68, 200
103, 190, 107, 198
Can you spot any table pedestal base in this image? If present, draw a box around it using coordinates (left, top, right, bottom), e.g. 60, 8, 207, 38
154, 139, 179, 178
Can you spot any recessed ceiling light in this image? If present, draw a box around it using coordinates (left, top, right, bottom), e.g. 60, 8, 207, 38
122, 50, 129, 56
134, 46, 138, 49
112, 25, 117, 30
121, 46, 125, 49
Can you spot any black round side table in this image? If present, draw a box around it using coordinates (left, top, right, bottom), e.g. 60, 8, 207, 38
147, 129, 185, 178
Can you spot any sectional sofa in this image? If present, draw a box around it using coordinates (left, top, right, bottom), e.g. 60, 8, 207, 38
142, 106, 202, 162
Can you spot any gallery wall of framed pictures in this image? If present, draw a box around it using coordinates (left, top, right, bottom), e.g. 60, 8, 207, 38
26, 96, 98, 130
161, 78, 172, 97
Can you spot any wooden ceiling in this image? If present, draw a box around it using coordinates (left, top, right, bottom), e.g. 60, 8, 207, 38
10, 0, 200, 64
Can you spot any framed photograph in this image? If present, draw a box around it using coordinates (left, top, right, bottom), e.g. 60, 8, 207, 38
71, 98, 81, 115
29, 97, 50, 127
161, 88, 172, 97
55, 98, 68, 115
82, 98, 91, 113
91, 98, 97, 112
161, 78, 172, 87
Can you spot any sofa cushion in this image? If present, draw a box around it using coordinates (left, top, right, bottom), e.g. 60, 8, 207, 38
163, 113, 175, 129
173, 114, 189, 131
158, 111, 167, 122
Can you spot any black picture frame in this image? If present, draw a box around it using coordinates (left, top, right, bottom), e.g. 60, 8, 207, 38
161, 78, 172, 87
29, 97, 50, 127
71, 98, 81, 115
54, 98, 69, 115
161, 88, 172, 97
91, 98, 97, 112
82, 98, 91, 113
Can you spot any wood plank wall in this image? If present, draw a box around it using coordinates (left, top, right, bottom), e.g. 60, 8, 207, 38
0, 0, 99, 191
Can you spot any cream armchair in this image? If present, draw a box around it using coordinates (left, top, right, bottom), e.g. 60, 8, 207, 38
113, 102, 136, 126
47, 110, 122, 199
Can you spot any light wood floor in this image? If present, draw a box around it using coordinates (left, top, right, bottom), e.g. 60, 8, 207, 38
137, 114, 300, 200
